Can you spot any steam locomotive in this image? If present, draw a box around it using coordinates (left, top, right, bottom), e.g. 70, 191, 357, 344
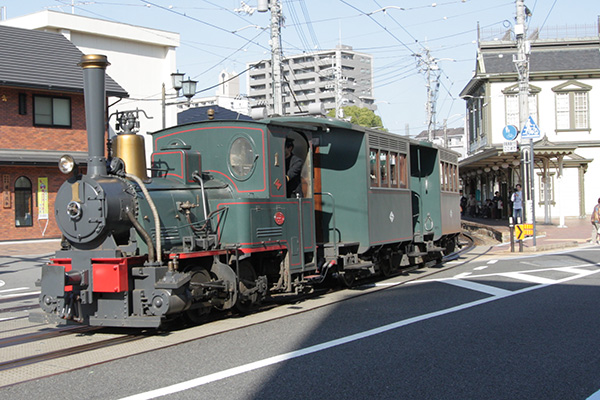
32, 55, 461, 328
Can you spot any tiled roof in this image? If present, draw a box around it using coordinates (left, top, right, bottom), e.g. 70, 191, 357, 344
482, 46, 600, 74
0, 24, 127, 97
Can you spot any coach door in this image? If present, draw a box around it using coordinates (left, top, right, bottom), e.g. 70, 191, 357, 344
410, 144, 441, 242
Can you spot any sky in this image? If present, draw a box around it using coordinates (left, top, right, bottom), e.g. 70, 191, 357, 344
1, 0, 597, 135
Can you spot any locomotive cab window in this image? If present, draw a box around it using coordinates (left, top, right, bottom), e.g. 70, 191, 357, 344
229, 136, 256, 180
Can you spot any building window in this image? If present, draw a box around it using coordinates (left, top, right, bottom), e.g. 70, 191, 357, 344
552, 80, 591, 131
503, 84, 540, 128
18, 93, 27, 115
15, 176, 32, 227
33, 95, 71, 127
538, 173, 554, 204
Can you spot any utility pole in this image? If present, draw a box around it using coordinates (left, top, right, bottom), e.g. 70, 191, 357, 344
514, 0, 536, 242
257, 0, 284, 116
416, 48, 440, 142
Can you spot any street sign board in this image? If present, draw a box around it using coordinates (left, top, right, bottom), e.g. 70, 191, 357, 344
502, 125, 518, 141
521, 116, 541, 139
515, 223, 534, 240
503, 141, 518, 153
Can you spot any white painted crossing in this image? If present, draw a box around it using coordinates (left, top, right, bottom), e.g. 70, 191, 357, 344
442, 279, 512, 297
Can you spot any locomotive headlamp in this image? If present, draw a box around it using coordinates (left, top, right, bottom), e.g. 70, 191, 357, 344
58, 155, 75, 174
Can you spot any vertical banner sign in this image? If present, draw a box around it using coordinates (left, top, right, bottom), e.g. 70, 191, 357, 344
2, 175, 10, 208
38, 177, 48, 220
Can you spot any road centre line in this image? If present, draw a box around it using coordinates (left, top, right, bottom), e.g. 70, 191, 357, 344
118, 265, 600, 400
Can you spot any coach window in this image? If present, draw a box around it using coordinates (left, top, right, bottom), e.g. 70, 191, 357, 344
33, 95, 71, 127
390, 153, 399, 188
15, 176, 32, 227
380, 151, 389, 187
369, 149, 379, 187
398, 154, 407, 189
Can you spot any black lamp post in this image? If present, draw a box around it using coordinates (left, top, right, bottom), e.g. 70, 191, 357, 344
162, 72, 196, 128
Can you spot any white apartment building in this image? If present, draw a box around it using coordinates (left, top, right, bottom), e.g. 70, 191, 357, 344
247, 44, 375, 116
1, 10, 180, 158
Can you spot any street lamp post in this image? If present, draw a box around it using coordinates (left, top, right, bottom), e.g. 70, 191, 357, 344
162, 72, 197, 129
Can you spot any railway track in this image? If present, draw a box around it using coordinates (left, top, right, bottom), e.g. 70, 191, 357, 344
0, 234, 475, 388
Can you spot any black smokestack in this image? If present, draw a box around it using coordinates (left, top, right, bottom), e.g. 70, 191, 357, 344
79, 54, 110, 177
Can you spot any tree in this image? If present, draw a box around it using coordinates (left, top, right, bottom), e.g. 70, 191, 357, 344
327, 106, 385, 130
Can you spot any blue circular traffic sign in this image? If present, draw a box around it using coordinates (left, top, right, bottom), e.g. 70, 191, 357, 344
502, 125, 518, 141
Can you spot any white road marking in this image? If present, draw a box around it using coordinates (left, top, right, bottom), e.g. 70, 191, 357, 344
453, 272, 471, 278
0, 316, 22, 322
473, 266, 488, 271
486, 260, 498, 264
0, 291, 40, 299
0, 287, 30, 294
118, 265, 600, 400
0, 280, 4, 288
500, 272, 556, 285
441, 279, 511, 297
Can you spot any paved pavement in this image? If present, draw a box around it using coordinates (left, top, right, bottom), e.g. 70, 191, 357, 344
462, 215, 593, 255
0, 238, 61, 257
0, 215, 594, 258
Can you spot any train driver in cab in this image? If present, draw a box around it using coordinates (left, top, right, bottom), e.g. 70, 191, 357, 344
285, 138, 303, 198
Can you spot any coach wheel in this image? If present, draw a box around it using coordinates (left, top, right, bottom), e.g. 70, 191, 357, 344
443, 237, 456, 255
184, 268, 212, 324
236, 260, 258, 313
379, 257, 393, 278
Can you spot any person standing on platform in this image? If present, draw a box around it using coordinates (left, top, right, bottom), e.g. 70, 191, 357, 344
511, 184, 523, 222
492, 191, 502, 219
591, 198, 600, 244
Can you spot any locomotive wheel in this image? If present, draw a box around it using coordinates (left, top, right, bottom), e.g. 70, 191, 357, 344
235, 260, 258, 313
184, 268, 212, 325
338, 270, 356, 288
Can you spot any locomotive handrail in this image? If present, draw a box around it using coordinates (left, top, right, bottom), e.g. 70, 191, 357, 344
125, 172, 162, 264
192, 172, 209, 222
314, 192, 338, 257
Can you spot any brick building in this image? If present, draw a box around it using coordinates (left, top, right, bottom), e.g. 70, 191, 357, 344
0, 25, 126, 241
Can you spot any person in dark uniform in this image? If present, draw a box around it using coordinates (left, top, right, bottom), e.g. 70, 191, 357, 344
285, 138, 303, 198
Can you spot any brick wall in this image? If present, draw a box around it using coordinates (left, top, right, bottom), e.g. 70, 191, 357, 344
0, 87, 98, 241
0, 166, 65, 240
0, 87, 87, 151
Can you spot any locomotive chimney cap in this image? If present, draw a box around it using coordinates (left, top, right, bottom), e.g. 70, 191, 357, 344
79, 54, 110, 69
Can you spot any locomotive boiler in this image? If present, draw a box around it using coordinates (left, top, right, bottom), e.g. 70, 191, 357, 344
32, 55, 461, 328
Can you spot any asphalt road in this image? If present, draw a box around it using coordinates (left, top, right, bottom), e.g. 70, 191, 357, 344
2, 246, 600, 399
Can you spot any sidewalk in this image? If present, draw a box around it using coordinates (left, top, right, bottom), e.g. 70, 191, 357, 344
462, 215, 593, 255
0, 238, 61, 257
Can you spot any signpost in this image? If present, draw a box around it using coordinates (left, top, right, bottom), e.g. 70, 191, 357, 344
502, 125, 519, 153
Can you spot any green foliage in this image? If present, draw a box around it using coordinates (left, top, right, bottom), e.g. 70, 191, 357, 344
327, 106, 385, 130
